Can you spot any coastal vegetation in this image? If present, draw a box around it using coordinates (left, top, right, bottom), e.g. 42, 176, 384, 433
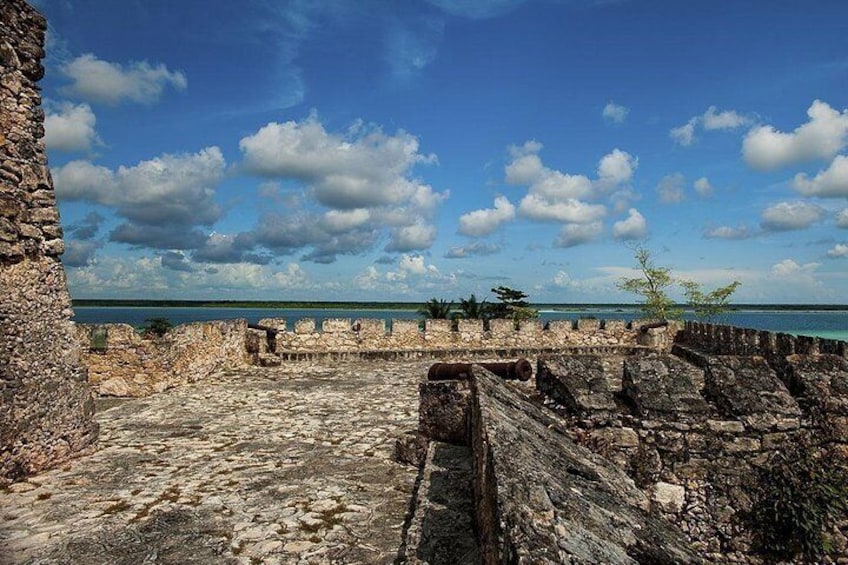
618, 245, 741, 321
417, 287, 539, 327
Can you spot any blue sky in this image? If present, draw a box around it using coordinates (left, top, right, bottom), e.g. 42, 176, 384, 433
35, 0, 848, 303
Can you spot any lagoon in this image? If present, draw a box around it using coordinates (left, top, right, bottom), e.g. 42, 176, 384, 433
71, 306, 848, 341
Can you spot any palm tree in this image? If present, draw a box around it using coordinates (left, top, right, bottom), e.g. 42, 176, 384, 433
418, 298, 452, 319
457, 293, 489, 320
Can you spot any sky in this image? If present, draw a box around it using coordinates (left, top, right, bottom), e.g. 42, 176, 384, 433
33, 0, 848, 303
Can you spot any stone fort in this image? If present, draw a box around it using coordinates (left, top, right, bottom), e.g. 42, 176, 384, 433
1, 1, 847, 562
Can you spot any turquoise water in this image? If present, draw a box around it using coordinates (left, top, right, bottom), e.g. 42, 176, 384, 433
71, 306, 848, 341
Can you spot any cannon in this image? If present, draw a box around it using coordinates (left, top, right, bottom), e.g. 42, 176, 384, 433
427, 358, 533, 382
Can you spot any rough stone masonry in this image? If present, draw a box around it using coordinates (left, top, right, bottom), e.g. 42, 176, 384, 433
0, 0, 98, 486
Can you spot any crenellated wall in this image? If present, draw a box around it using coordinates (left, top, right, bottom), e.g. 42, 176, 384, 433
251, 317, 639, 361
0, 0, 98, 486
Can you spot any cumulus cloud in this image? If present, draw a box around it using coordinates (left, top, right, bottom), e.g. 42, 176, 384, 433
458, 196, 516, 236
61, 54, 187, 105
518, 193, 606, 223
44, 102, 100, 152
502, 142, 637, 245
837, 208, 848, 228
743, 100, 848, 170
670, 120, 696, 146
55, 147, 224, 225
793, 154, 848, 198
602, 101, 629, 123
656, 173, 685, 204
67, 211, 105, 241
703, 225, 754, 240
53, 147, 226, 251
62, 239, 102, 267
827, 243, 848, 258
387, 222, 437, 252
770, 259, 822, 291
554, 221, 603, 248
670, 106, 751, 146
597, 149, 638, 186
612, 208, 647, 240
444, 241, 501, 258
161, 251, 195, 272
760, 201, 825, 231
693, 177, 714, 197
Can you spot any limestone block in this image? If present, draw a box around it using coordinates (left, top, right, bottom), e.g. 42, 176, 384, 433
418, 380, 470, 445
456, 318, 483, 338
605, 320, 627, 332
488, 318, 513, 337
518, 319, 542, 335
355, 318, 385, 336
652, 482, 686, 513
294, 318, 316, 334
546, 320, 573, 336
391, 319, 420, 336
424, 319, 450, 336
322, 318, 351, 334
704, 357, 800, 419
257, 317, 286, 332
622, 355, 710, 419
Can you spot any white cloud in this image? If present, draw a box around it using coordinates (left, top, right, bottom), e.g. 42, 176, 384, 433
703, 225, 754, 240
385, 17, 444, 79
693, 177, 714, 197
444, 241, 501, 258
656, 173, 685, 204
273, 263, 309, 288
602, 101, 629, 123
458, 196, 516, 236
387, 222, 437, 251
552, 270, 579, 289
671, 106, 751, 146
597, 149, 638, 186
743, 100, 848, 170
554, 221, 603, 248
61, 54, 187, 105
837, 208, 848, 228
518, 193, 606, 223
827, 244, 848, 258
793, 154, 848, 198
44, 102, 100, 152
760, 201, 825, 231
612, 208, 647, 240
701, 106, 751, 130
322, 209, 371, 233
670, 120, 696, 146
240, 114, 439, 209
770, 259, 822, 290
53, 147, 226, 250
505, 152, 545, 186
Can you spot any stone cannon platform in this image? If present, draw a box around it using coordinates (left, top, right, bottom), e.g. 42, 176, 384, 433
0, 361, 431, 564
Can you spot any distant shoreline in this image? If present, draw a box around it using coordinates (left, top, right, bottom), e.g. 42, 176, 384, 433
72, 299, 848, 312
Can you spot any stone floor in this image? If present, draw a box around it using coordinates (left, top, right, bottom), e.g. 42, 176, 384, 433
0, 360, 432, 565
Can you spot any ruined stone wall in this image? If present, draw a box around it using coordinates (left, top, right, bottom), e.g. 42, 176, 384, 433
535, 328, 848, 562
0, 0, 97, 485
76, 320, 249, 397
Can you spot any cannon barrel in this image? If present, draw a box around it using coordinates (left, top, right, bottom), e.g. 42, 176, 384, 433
427, 358, 532, 382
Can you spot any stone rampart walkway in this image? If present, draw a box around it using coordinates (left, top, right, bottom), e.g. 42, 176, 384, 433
0, 361, 429, 564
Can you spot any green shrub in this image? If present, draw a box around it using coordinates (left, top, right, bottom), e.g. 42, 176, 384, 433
142, 317, 173, 337
750, 433, 848, 561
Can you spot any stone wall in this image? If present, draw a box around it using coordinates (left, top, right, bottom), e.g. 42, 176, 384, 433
0, 0, 98, 486
75, 320, 250, 397
253, 317, 638, 360
535, 337, 848, 561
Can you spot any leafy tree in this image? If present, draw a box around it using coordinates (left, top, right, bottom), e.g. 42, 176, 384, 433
617, 246, 681, 321
418, 298, 452, 319
489, 286, 538, 324
681, 279, 741, 321
142, 317, 173, 337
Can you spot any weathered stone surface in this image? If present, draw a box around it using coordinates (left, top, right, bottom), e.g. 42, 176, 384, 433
77, 320, 249, 397
0, 0, 97, 486
0, 360, 423, 564
470, 366, 701, 564
703, 356, 800, 420
623, 355, 710, 419
418, 380, 471, 445
536, 354, 625, 414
